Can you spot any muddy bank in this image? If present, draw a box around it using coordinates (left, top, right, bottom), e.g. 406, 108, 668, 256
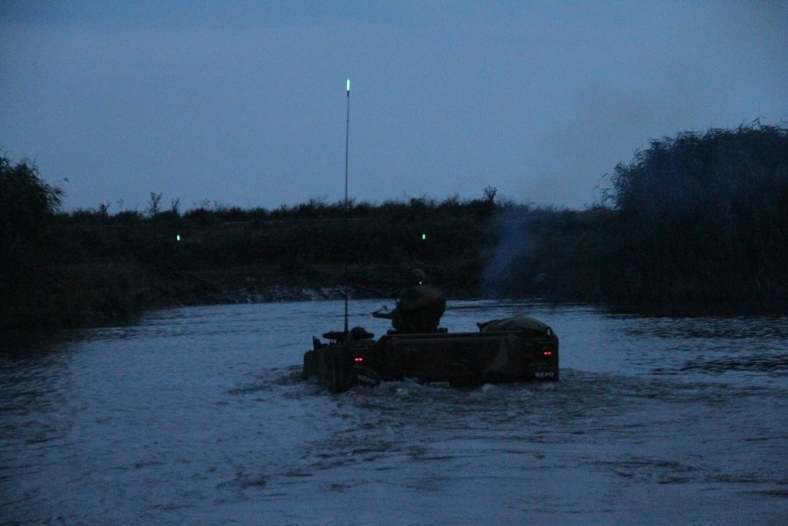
144, 261, 482, 308
2, 257, 482, 332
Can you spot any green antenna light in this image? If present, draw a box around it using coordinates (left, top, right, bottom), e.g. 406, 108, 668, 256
422, 233, 426, 241
346, 78, 351, 93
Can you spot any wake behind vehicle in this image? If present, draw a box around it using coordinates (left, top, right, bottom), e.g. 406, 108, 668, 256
303, 314, 559, 393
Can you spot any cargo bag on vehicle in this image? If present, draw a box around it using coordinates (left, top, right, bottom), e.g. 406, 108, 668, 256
477, 315, 554, 337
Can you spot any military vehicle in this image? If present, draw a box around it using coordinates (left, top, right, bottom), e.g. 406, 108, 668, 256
302, 83, 560, 392
302, 314, 559, 393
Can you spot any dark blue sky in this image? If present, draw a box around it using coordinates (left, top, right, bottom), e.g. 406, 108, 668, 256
2, 1, 786, 212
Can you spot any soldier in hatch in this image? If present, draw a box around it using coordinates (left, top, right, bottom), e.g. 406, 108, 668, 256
374, 268, 446, 333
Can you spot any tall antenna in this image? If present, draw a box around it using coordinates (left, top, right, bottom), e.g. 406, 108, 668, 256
343, 78, 351, 335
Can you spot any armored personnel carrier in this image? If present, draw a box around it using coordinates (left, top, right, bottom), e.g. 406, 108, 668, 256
303, 314, 559, 393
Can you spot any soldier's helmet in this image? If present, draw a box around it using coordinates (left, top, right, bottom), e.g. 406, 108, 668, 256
408, 268, 427, 286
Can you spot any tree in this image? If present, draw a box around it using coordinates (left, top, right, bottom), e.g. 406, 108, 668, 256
608, 124, 788, 300
1, 155, 64, 322
0, 155, 63, 251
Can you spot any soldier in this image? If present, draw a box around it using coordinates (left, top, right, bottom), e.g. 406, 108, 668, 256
374, 268, 446, 333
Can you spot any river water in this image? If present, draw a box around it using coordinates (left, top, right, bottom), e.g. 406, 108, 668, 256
2, 300, 787, 525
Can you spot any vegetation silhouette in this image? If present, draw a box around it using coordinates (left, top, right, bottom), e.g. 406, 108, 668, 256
607, 123, 788, 301
486, 123, 788, 302
2, 123, 786, 330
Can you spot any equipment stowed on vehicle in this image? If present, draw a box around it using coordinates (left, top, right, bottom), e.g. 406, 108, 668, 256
302, 314, 559, 393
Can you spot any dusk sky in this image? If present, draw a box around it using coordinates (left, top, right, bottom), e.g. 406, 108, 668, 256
2, 1, 786, 212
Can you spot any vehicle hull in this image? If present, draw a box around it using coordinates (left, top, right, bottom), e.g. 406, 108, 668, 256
303, 319, 559, 393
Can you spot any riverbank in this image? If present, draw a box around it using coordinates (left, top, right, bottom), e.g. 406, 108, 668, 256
4, 124, 787, 332
143, 260, 481, 307
1, 260, 482, 331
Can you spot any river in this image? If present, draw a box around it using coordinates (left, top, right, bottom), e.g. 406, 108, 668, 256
2, 300, 787, 525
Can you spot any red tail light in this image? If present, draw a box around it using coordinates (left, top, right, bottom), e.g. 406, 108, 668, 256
354, 356, 364, 363
542, 350, 553, 357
